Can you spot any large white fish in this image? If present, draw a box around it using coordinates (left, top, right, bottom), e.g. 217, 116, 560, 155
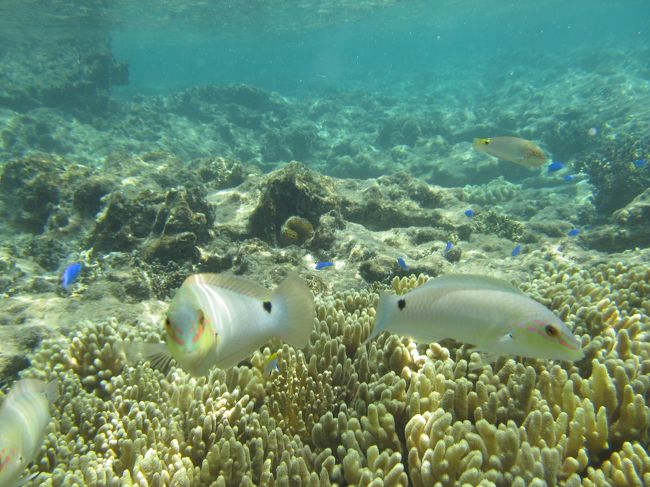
0, 379, 58, 487
131, 273, 315, 376
370, 274, 583, 362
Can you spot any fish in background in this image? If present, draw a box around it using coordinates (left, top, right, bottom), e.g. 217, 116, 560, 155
397, 257, 409, 271
125, 273, 315, 376
369, 274, 583, 363
547, 161, 565, 172
0, 379, 58, 487
315, 261, 334, 270
511, 244, 522, 257
473, 136, 548, 168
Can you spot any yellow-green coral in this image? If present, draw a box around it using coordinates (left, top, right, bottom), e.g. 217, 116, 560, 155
16, 257, 650, 486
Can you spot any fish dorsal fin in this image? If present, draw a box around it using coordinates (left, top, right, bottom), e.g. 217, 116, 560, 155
185, 273, 270, 299
420, 274, 523, 295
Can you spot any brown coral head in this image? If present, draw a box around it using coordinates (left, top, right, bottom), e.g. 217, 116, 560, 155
280, 216, 315, 246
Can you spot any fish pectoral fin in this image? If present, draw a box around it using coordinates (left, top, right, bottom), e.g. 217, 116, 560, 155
467, 349, 500, 371
468, 333, 514, 370
121, 341, 175, 375
16, 472, 40, 486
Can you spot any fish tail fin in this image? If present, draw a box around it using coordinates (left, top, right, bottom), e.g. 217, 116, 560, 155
473, 138, 490, 151
271, 274, 315, 348
121, 341, 175, 375
365, 292, 397, 344
9, 378, 59, 403
44, 379, 59, 403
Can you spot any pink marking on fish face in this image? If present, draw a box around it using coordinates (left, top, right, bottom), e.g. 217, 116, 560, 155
522, 319, 579, 351
0, 446, 17, 471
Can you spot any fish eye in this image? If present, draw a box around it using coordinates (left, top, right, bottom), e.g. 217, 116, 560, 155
197, 309, 205, 326
164, 317, 171, 329
544, 324, 559, 337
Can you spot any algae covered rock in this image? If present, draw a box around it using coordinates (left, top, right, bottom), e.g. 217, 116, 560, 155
88, 189, 163, 252
88, 186, 213, 264
0, 154, 65, 233
341, 173, 451, 231
249, 162, 339, 245
583, 188, 650, 252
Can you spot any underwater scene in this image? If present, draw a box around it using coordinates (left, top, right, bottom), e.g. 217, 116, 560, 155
0, 0, 649, 485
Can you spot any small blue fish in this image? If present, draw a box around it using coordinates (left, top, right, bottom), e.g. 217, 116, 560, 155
511, 244, 522, 257
464, 209, 474, 218
397, 257, 409, 271
563, 174, 574, 182
548, 161, 565, 172
444, 242, 453, 252
633, 159, 646, 168
61, 262, 82, 290
314, 261, 334, 270
567, 228, 580, 237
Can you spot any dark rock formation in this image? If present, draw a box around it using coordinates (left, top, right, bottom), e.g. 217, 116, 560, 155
249, 162, 339, 245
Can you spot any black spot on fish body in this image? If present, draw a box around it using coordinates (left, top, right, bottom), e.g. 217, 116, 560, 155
397, 299, 406, 310
263, 301, 272, 313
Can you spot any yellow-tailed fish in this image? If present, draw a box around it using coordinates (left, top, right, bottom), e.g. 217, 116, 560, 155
262, 352, 280, 377
369, 274, 583, 362
134, 273, 314, 376
0, 379, 58, 487
473, 136, 548, 168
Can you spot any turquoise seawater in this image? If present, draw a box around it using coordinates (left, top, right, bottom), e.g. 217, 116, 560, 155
109, 0, 649, 96
0, 1, 649, 485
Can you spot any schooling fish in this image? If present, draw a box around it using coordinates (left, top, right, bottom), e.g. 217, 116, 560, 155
473, 137, 548, 168
0, 379, 58, 487
369, 274, 583, 362
128, 273, 315, 376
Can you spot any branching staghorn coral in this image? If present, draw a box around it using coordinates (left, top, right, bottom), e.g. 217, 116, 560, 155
15, 257, 650, 486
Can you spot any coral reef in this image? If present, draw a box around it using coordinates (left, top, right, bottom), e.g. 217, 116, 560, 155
464, 177, 520, 206
472, 210, 524, 242
574, 134, 650, 216
16, 255, 649, 486
0, 36, 127, 115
